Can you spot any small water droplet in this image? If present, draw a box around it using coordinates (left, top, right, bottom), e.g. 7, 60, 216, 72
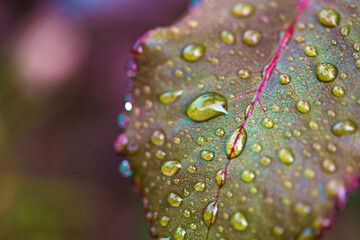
194, 181, 206, 191
187, 92, 228, 122
279, 73, 291, 85
216, 169, 226, 187
160, 216, 169, 227
204, 201, 218, 227
159, 89, 184, 103
168, 193, 183, 207
296, 100, 311, 114
340, 26, 349, 36
263, 117, 274, 128
243, 29, 262, 46
260, 156, 272, 166
332, 85, 345, 97
181, 43, 206, 62
238, 69, 251, 79
318, 8, 340, 27
242, 169, 256, 182
216, 127, 225, 137
279, 148, 295, 165
298, 227, 316, 240
200, 150, 215, 161
231, 2, 255, 18
151, 130, 166, 146
273, 225, 285, 236
322, 159, 337, 173
332, 119, 357, 135
220, 30, 236, 44
231, 212, 249, 231
316, 63, 338, 82
119, 160, 133, 177
162, 160, 182, 176
174, 226, 186, 240
295, 202, 312, 216
114, 133, 128, 154
251, 143, 262, 152
226, 127, 247, 159
304, 45, 318, 57
325, 179, 346, 204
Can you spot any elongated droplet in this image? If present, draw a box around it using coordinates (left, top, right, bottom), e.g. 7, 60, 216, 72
200, 150, 215, 161
304, 45, 318, 57
204, 201, 218, 227
159, 89, 183, 103
231, 3, 255, 18
216, 169, 226, 187
242, 169, 256, 182
161, 160, 182, 176
168, 193, 183, 207
279, 148, 295, 165
220, 30, 236, 44
227, 127, 247, 159
181, 43, 206, 62
231, 212, 249, 231
151, 130, 166, 146
318, 8, 340, 27
187, 92, 228, 122
332, 119, 358, 136
174, 226, 186, 240
316, 63, 338, 82
119, 160, 133, 177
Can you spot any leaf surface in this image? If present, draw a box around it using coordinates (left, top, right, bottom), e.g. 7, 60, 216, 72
120, 0, 360, 239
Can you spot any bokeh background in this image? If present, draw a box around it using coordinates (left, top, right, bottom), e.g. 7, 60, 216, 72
0, 0, 359, 239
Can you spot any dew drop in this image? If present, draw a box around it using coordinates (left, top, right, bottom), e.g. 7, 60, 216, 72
296, 100, 311, 114
174, 226, 186, 240
119, 160, 133, 177
161, 160, 182, 176
298, 227, 317, 240
332, 85, 345, 97
181, 43, 206, 62
316, 63, 338, 82
279, 148, 295, 165
252, 143, 262, 152
204, 201, 219, 227
151, 130, 166, 146
216, 169, 226, 187
194, 181, 206, 191
318, 8, 340, 28
279, 73, 291, 85
159, 89, 184, 104
242, 169, 256, 182
216, 127, 225, 137
322, 159, 337, 173
304, 45, 318, 57
243, 30, 262, 46
226, 127, 247, 159
200, 150, 215, 161
273, 225, 285, 236
220, 30, 236, 44
260, 156, 272, 166
168, 193, 183, 207
238, 69, 251, 79
197, 136, 205, 145
263, 117, 274, 128
231, 212, 249, 231
187, 92, 228, 122
332, 119, 358, 135
231, 2, 255, 18
325, 179, 346, 203
160, 216, 169, 227
295, 202, 312, 216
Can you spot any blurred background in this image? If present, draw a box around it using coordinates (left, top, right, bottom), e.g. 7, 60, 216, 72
0, 0, 359, 239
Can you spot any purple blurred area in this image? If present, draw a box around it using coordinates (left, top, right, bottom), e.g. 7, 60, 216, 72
0, 0, 359, 240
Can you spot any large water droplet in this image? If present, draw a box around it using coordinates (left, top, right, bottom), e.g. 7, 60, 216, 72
231, 212, 249, 231
162, 160, 182, 176
168, 193, 183, 207
279, 148, 295, 165
316, 63, 338, 82
332, 119, 357, 136
243, 29, 262, 46
226, 127, 247, 159
204, 201, 218, 227
318, 8, 340, 27
200, 150, 215, 161
151, 130, 166, 146
181, 43, 206, 62
187, 92, 228, 122
174, 226, 186, 240
216, 169, 226, 187
159, 89, 184, 104
231, 3, 255, 18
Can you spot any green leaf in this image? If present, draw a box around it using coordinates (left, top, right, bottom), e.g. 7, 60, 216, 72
120, 0, 360, 239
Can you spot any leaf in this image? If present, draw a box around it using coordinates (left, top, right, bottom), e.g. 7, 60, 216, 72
119, 0, 360, 239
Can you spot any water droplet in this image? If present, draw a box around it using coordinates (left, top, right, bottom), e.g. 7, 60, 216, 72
114, 133, 128, 154
216, 127, 225, 137
197, 136, 205, 145
243, 29, 262, 46
151, 130, 166, 146
279, 148, 295, 165
200, 150, 215, 161
216, 169, 226, 187
296, 100, 311, 114
316, 63, 338, 82
168, 193, 183, 207
194, 181, 206, 191
318, 8, 340, 27
295, 202, 312, 216
325, 179, 346, 203
252, 143, 262, 152
304, 45, 318, 57
118, 113, 129, 128
181, 43, 206, 62
204, 201, 218, 227
232, 2, 255, 18
174, 226, 186, 240
119, 160, 133, 177
159, 89, 184, 103
238, 69, 251, 79
332, 85, 345, 97
273, 225, 285, 236
322, 159, 337, 173
160, 216, 169, 227
187, 92, 228, 122
298, 227, 316, 240
279, 73, 291, 85
220, 30, 236, 44
231, 212, 249, 231
226, 127, 247, 159
242, 169, 256, 182
340, 26, 349, 36
263, 117, 274, 128
260, 156, 272, 166
161, 160, 182, 176
332, 119, 357, 135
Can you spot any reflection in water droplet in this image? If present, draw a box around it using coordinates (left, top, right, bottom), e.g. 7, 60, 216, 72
181, 43, 206, 62
216, 169, 226, 187
204, 201, 218, 227
200, 150, 215, 161
263, 117, 274, 128
119, 160, 133, 177
187, 92, 228, 122
332, 119, 357, 135
316, 63, 338, 82
260, 156, 272, 166
159, 89, 184, 103
243, 29, 262, 46
273, 225, 284, 236
226, 127, 247, 159
174, 226, 186, 240
318, 8, 340, 27
231, 2, 255, 18
231, 212, 249, 231
279, 148, 295, 165
220, 30, 236, 44
194, 181, 206, 191
332, 85, 345, 97
151, 130, 166, 146
238, 69, 251, 79
305, 45, 318, 57
298, 227, 316, 240
325, 179, 346, 204
322, 159, 336, 173
216, 128, 225, 137
279, 73, 291, 85
295, 202, 312, 216
296, 100, 311, 114
242, 169, 256, 182
168, 193, 183, 207
160, 216, 170, 227
161, 161, 182, 176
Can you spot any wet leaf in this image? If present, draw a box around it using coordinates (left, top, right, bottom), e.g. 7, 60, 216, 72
120, 0, 360, 239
